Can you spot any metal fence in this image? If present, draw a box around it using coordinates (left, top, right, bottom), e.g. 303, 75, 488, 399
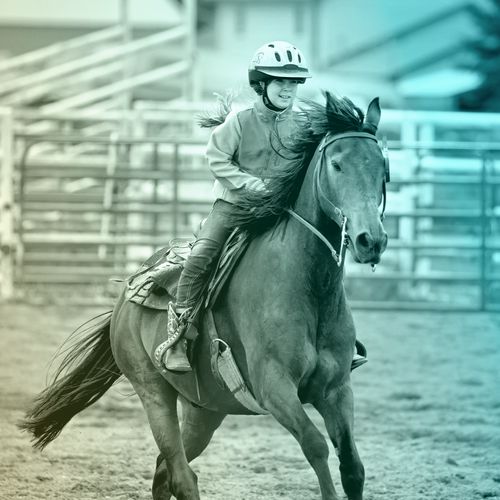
346, 140, 500, 311
1, 131, 498, 310
7, 134, 209, 302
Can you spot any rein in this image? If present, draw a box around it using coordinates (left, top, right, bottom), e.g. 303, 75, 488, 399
287, 131, 389, 268
286, 208, 348, 265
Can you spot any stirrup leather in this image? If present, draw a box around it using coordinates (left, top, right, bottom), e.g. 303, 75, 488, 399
154, 303, 191, 367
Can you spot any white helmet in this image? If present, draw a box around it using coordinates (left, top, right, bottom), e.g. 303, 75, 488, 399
248, 41, 311, 88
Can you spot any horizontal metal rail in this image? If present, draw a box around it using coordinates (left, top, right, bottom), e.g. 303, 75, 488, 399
4, 61, 124, 107
20, 202, 212, 214
15, 134, 500, 153
16, 201, 500, 221
22, 167, 212, 181
0, 25, 188, 96
0, 26, 125, 73
40, 60, 190, 113
12, 105, 210, 122
349, 301, 500, 312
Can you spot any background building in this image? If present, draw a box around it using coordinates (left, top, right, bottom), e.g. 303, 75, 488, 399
196, 0, 480, 109
0, 0, 483, 110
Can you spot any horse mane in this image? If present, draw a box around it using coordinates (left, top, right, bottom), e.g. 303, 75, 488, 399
196, 91, 236, 128
225, 92, 366, 234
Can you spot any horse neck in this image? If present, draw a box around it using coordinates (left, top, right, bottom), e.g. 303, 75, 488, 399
284, 148, 344, 297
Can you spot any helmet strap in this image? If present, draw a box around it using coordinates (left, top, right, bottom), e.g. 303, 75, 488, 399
262, 81, 287, 112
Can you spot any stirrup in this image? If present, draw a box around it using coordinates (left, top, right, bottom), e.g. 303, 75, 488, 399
164, 340, 192, 373
153, 303, 191, 368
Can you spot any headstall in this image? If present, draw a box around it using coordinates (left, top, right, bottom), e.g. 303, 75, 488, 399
287, 131, 390, 269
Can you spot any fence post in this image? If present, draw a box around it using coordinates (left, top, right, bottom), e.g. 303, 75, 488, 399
0, 108, 15, 300
99, 133, 118, 259
399, 120, 417, 298
415, 123, 435, 297
119, 0, 133, 136
480, 152, 488, 311
173, 143, 179, 238
184, 0, 198, 100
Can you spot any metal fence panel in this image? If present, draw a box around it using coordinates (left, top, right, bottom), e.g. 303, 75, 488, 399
4, 131, 500, 310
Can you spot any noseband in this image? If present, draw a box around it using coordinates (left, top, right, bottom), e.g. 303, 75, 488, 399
286, 131, 390, 267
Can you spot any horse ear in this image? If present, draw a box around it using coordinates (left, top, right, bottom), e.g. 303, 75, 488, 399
364, 97, 381, 132
324, 91, 334, 111
324, 91, 337, 126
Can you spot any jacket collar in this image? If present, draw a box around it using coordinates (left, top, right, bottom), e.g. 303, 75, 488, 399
254, 97, 294, 122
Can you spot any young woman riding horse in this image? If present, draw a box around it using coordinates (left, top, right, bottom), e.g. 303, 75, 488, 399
165, 40, 366, 372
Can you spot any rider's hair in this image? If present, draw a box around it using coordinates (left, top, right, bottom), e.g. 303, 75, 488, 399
250, 79, 269, 96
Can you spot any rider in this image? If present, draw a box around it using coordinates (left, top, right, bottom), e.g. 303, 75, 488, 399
164, 41, 311, 371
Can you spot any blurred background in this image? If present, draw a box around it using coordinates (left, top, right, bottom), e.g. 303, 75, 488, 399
0, 0, 499, 310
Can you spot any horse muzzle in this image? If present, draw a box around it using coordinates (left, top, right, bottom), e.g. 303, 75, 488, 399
351, 229, 388, 264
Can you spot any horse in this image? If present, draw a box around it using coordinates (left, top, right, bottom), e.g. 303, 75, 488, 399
21, 93, 389, 500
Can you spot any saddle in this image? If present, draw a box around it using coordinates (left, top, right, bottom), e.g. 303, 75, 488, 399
125, 229, 269, 415
126, 229, 249, 313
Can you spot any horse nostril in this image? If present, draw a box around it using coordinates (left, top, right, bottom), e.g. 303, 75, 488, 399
356, 232, 373, 250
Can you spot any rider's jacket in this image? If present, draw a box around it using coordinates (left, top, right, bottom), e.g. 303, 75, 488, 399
206, 97, 298, 204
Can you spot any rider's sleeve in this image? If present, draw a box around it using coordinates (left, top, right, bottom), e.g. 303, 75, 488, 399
206, 111, 267, 192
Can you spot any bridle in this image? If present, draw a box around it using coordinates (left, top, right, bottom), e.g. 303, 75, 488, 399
286, 131, 390, 267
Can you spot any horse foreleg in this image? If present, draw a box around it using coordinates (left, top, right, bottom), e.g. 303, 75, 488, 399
314, 383, 364, 500
259, 364, 340, 500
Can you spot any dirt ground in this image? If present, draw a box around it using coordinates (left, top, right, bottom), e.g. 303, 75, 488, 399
1, 303, 499, 500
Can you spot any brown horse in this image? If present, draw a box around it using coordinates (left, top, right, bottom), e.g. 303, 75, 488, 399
21, 94, 389, 500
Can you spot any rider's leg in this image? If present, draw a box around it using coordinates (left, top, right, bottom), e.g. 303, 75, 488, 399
164, 200, 235, 372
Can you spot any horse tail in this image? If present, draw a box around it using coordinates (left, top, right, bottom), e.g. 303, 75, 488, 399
19, 311, 121, 450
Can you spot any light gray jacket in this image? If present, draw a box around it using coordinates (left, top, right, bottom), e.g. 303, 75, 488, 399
206, 97, 297, 204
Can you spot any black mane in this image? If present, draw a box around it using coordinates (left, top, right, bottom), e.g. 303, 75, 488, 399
224, 92, 366, 233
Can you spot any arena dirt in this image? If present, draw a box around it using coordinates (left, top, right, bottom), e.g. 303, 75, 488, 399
1, 304, 499, 499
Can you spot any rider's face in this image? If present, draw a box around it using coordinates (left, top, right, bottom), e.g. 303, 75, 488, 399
266, 78, 299, 109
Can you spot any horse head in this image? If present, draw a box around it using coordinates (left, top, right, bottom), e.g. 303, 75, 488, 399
315, 94, 389, 265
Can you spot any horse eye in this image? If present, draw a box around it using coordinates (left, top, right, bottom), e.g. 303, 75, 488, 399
331, 160, 341, 171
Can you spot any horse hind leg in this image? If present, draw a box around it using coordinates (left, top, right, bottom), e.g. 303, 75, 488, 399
314, 383, 364, 500
259, 364, 340, 500
112, 299, 199, 499
152, 454, 171, 500
153, 399, 226, 500
131, 376, 199, 500
179, 397, 226, 461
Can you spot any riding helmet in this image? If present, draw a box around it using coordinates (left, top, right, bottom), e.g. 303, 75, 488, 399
248, 41, 311, 93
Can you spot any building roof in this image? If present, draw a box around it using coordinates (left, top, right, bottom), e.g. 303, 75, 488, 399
0, 0, 181, 28
397, 69, 482, 98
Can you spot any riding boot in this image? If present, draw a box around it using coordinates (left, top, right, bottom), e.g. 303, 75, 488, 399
164, 339, 191, 372
163, 305, 192, 373
351, 339, 367, 371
